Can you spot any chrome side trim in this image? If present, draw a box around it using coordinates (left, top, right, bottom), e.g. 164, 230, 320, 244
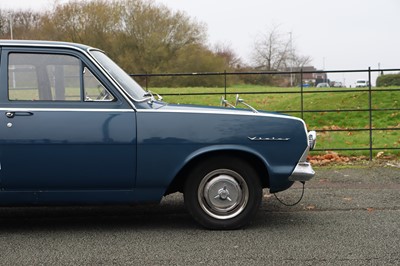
136, 108, 306, 123
0, 108, 135, 113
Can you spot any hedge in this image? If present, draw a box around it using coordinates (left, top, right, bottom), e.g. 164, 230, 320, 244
376, 73, 400, 87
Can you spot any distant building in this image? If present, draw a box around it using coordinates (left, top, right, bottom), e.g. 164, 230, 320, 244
287, 66, 328, 86
253, 65, 329, 87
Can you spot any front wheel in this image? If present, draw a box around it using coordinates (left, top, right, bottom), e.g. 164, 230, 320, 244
184, 156, 262, 229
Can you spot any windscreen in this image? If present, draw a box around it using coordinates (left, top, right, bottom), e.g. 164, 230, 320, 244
90, 50, 147, 101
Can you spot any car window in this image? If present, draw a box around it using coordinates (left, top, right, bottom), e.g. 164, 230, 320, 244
8, 53, 114, 102
90, 50, 145, 101
83, 67, 114, 102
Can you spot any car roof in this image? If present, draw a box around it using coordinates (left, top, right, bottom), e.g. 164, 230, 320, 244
0, 40, 92, 51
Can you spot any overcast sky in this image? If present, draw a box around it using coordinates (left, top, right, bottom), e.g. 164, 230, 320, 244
1, 0, 399, 85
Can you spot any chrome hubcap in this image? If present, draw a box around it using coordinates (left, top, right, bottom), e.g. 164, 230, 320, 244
198, 169, 249, 220
215, 185, 231, 201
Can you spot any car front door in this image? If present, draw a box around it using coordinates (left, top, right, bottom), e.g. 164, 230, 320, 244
0, 49, 137, 197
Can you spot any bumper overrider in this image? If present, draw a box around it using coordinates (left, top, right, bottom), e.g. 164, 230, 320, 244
289, 131, 317, 182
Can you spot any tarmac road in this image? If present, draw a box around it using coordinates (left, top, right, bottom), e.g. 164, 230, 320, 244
0, 165, 399, 265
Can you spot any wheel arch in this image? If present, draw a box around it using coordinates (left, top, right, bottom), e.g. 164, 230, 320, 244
164, 147, 270, 196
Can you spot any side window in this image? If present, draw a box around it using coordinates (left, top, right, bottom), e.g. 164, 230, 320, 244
8, 53, 81, 101
8, 53, 114, 102
83, 67, 114, 101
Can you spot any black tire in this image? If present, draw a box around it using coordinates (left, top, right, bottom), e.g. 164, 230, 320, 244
184, 156, 262, 230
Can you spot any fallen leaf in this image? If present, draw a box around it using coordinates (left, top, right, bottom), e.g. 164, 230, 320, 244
366, 207, 374, 212
343, 197, 352, 201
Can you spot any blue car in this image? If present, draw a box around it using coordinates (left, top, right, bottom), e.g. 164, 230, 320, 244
0, 40, 316, 229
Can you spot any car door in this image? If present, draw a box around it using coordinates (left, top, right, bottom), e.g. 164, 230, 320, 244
0, 48, 137, 194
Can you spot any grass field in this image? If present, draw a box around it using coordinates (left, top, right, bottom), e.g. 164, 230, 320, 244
154, 85, 400, 158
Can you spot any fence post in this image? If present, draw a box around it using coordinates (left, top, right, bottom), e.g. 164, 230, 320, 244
300, 68, 304, 119
224, 70, 227, 100
368, 67, 373, 160
145, 72, 149, 90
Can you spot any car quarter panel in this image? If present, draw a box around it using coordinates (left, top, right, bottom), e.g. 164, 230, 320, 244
136, 105, 308, 195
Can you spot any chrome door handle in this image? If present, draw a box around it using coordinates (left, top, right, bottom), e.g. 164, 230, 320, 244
5, 111, 34, 118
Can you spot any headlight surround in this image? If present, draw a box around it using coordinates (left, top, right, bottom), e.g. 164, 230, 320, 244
308, 131, 317, 150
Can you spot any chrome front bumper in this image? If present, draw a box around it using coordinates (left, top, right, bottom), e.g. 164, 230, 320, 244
288, 131, 316, 182
288, 161, 315, 181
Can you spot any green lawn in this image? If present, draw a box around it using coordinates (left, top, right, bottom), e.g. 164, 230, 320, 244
154, 85, 400, 158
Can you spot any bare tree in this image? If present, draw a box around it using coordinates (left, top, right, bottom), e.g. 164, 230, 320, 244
213, 42, 243, 69
0, 10, 41, 39
252, 25, 290, 71
292, 54, 312, 69
252, 25, 311, 71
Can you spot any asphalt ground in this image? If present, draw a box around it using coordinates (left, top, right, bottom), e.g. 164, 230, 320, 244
0, 164, 399, 265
